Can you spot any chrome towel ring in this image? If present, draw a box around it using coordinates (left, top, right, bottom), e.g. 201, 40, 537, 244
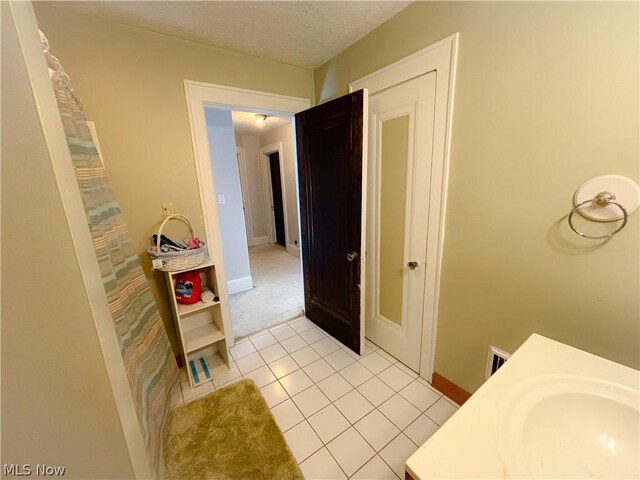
568, 192, 628, 239
567, 175, 639, 240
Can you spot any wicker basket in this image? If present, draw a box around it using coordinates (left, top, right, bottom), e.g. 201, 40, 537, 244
147, 214, 207, 272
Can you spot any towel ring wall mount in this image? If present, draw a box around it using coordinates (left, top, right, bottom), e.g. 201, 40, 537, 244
567, 175, 639, 240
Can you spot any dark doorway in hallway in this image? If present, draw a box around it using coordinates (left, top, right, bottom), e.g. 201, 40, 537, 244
268, 152, 286, 247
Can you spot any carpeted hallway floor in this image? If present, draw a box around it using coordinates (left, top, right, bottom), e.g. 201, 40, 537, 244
230, 244, 304, 338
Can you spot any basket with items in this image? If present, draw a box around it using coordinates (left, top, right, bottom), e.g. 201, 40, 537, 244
147, 213, 207, 272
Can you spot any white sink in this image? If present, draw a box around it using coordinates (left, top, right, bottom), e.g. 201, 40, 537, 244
499, 374, 640, 479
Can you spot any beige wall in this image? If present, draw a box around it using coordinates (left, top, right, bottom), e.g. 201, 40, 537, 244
30, 1, 639, 394
34, 3, 314, 352
315, 2, 639, 392
260, 123, 301, 253
1, 5, 135, 477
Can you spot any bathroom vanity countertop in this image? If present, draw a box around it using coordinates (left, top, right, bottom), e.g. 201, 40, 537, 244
405, 333, 640, 479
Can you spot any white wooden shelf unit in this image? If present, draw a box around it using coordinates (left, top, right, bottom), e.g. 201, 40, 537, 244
164, 258, 230, 388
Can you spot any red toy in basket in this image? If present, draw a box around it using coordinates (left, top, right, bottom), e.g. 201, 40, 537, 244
174, 271, 202, 304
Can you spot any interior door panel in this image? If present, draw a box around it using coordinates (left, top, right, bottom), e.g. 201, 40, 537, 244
295, 90, 366, 353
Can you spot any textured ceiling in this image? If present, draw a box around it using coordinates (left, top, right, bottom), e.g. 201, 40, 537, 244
232, 111, 290, 136
49, 1, 411, 69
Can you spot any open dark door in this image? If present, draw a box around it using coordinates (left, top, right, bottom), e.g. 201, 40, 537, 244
295, 89, 367, 354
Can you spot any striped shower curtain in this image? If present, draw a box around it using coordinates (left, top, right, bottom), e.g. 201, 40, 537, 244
42, 33, 180, 478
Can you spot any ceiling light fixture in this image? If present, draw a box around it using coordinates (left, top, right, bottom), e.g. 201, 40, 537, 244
255, 114, 267, 125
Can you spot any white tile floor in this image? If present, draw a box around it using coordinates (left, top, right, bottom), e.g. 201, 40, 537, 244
171, 316, 460, 480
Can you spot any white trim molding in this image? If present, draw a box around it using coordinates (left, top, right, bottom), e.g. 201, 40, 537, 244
287, 243, 301, 258
184, 80, 311, 114
227, 276, 253, 295
252, 236, 269, 246
350, 33, 459, 382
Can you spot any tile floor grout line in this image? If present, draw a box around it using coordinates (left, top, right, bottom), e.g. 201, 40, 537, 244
319, 445, 352, 480
243, 325, 399, 472
182, 341, 445, 418
267, 332, 449, 477
257, 328, 429, 476
208, 323, 449, 426
176, 317, 458, 478
180, 379, 446, 476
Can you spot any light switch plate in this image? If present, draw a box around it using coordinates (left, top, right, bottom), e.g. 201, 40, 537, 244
217, 195, 225, 205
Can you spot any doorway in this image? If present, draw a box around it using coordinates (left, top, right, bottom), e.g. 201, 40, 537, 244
260, 142, 290, 249
268, 152, 286, 247
184, 83, 310, 346
232, 120, 304, 338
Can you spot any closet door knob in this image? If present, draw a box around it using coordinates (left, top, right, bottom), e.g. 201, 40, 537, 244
407, 260, 419, 270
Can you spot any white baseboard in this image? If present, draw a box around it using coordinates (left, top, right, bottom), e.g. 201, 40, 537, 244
227, 276, 253, 295
287, 243, 300, 258
252, 236, 269, 246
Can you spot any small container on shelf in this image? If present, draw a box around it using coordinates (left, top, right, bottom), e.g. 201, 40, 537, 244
200, 288, 218, 303
174, 271, 201, 304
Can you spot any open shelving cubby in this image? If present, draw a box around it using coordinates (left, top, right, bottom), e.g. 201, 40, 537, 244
164, 257, 230, 388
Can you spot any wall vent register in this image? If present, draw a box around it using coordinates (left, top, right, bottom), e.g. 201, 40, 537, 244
485, 345, 511, 379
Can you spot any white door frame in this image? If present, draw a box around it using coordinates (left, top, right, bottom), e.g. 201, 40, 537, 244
235, 146, 254, 246
259, 142, 289, 248
350, 33, 458, 381
183, 80, 310, 347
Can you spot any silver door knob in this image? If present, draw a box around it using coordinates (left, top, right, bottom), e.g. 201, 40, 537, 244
347, 251, 359, 262
407, 260, 419, 270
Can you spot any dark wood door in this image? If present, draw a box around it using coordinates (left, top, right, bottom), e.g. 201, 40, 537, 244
295, 90, 366, 354
268, 152, 286, 247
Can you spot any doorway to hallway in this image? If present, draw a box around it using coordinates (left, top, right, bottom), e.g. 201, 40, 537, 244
231, 113, 304, 338
267, 151, 286, 247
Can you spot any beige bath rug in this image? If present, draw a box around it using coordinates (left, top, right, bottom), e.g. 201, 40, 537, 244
164, 379, 303, 480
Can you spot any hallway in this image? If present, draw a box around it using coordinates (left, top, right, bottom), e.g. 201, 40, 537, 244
230, 244, 304, 338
